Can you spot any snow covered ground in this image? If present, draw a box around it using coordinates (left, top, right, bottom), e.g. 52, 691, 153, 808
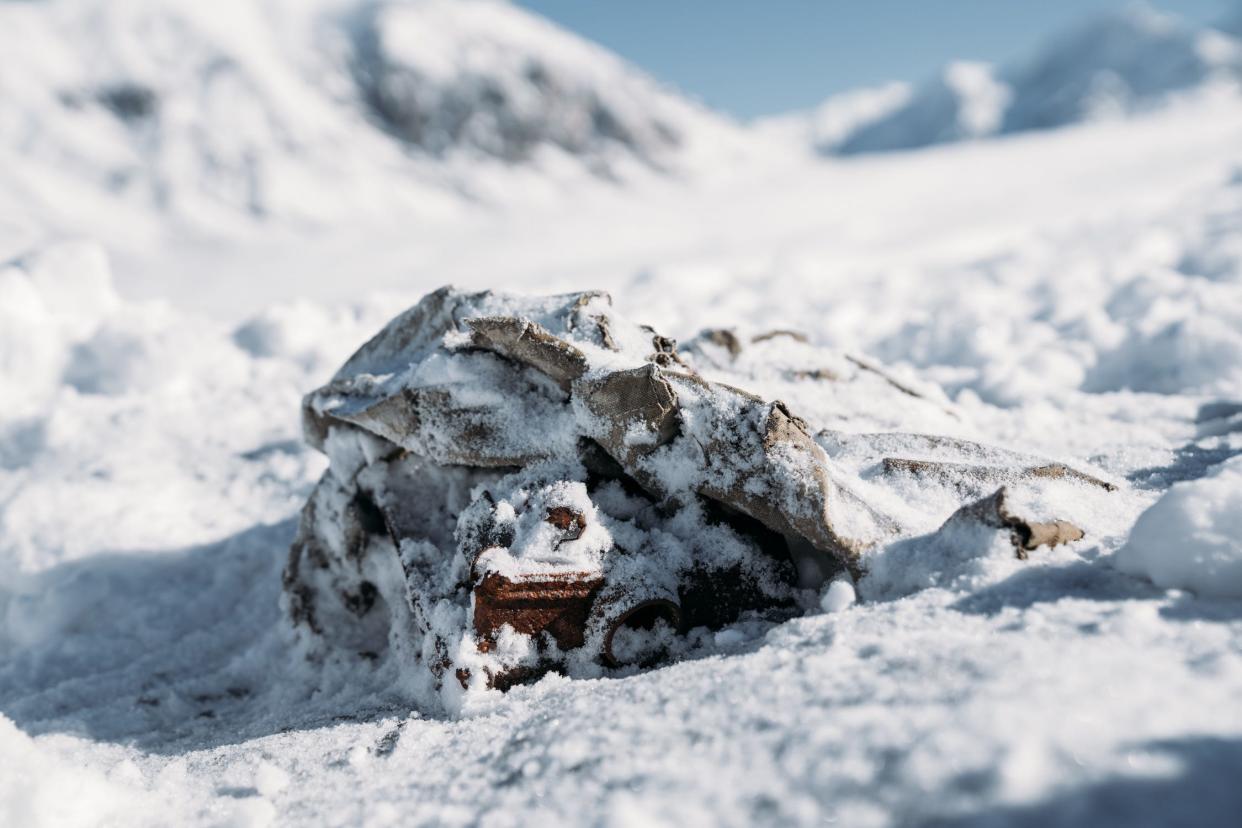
3, 1, 1242, 826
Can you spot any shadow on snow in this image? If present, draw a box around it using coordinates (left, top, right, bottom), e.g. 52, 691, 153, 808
919, 736, 1242, 828
0, 519, 410, 754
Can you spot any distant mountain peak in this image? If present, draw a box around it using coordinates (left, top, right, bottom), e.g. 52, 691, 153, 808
833, 61, 1008, 155
826, 5, 1242, 155
349, 0, 700, 167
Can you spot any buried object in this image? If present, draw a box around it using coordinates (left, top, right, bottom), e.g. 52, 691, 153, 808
284, 288, 1113, 702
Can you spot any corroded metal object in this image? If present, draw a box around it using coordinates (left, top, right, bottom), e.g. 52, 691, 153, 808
284, 287, 1110, 701
472, 572, 602, 652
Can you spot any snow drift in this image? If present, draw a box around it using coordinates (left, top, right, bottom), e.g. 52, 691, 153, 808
1115, 455, 1242, 598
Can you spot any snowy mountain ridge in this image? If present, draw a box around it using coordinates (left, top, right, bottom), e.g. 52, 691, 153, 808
0, 0, 743, 233
827, 6, 1242, 154
4, 0, 1238, 240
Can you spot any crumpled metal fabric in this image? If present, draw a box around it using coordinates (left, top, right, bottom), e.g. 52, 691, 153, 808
287, 287, 1111, 697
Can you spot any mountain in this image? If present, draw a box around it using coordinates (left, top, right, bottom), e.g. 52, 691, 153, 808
834, 61, 1010, 154
753, 81, 910, 151
830, 6, 1242, 155
0, 0, 742, 231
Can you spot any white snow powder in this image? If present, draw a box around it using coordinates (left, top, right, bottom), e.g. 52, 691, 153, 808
820, 578, 857, 613
1115, 455, 1242, 597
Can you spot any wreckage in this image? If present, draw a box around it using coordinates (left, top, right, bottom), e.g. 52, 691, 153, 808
284, 288, 1113, 704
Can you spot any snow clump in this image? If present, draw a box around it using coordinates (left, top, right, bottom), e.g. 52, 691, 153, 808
1114, 455, 1242, 598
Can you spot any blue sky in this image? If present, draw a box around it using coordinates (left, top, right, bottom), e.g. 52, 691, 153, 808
515, 1, 1233, 119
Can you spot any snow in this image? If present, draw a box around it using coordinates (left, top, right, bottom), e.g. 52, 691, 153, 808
837, 61, 1011, 154
2, 0, 1242, 825
0, 0, 745, 234
819, 578, 856, 613
1115, 456, 1242, 598
829, 6, 1242, 155
754, 81, 911, 152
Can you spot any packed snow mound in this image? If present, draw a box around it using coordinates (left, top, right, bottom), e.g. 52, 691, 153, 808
0, 242, 120, 420
1115, 455, 1242, 598
0, 0, 737, 226
832, 7, 1242, 154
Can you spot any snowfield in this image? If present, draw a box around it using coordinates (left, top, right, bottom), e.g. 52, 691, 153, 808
3, 1, 1242, 826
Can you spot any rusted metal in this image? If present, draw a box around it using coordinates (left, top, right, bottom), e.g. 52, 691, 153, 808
545, 506, 586, 543
485, 663, 554, 692
582, 577, 684, 668
600, 598, 682, 668
472, 571, 604, 651
284, 288, 1109, 696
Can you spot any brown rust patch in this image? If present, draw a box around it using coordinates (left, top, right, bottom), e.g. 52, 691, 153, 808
545, 506, 586, 542
473, 571, 604, 651
485, 663, 557, 692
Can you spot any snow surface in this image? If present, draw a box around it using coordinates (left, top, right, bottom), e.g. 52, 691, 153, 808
2, 1, 1242, 826
1115, 455, 1242, 598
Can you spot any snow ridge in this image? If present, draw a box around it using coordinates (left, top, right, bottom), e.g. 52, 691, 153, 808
0, 0, 738, 227
832, 7, 1242, 154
